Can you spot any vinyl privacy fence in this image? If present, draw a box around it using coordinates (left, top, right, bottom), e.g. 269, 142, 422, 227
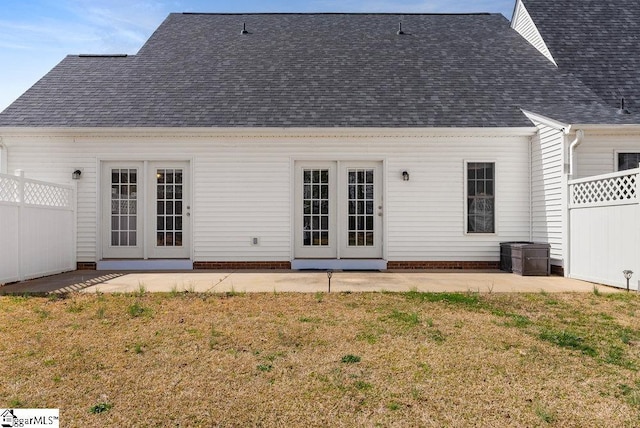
568, 168, 639, 289
0, 171, 75, 285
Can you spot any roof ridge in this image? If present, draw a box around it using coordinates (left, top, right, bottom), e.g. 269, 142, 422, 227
180, 12, 494, 16
78, 54, 129, 58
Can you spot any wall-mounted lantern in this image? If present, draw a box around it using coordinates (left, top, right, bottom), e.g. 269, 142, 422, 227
402, 170, 410, 181
72, 169, 82, 180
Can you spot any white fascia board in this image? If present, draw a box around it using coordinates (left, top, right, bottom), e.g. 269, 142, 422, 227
521, 109, 569, 131
564, 124, 640, 135
522, 109, 640, 135
510, 0, 525, 28
0, 126, 538, 139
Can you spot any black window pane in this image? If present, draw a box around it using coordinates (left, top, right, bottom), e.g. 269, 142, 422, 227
486, 181, 494, 196
619, 153, 640, 171
467, 163, 495, 233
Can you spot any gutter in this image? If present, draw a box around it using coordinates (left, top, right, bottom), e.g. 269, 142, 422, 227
564, 128, 584, 279
568, 129, 584, 178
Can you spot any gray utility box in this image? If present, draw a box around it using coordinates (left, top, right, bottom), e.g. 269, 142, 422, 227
500, 242, 551, 276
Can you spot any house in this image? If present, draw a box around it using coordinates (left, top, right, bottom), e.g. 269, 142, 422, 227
1, 409, 16, 427
1, 3, 639, 275
511, 0, 640, 281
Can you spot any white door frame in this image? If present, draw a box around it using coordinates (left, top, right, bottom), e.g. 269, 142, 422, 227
293, 160, 384, 260
339, 162, 383, 259
146, 161, 191, 259
99, 159, 192, 260
294, 161, 338, 258
101, 161, 144, 259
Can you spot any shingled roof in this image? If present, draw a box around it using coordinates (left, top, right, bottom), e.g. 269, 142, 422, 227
522, 0, 640, 115
0, 12, 636, 128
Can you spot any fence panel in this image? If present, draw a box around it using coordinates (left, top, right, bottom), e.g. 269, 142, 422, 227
569, 169, 640, 289
0, 172, 75, 285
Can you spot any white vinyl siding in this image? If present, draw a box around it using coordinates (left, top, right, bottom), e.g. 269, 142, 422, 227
3, 130, 533, 263
529, 120, 565, 265
573, 134, 640, 179
384, 137, 530, 262
511, 0, 557, 66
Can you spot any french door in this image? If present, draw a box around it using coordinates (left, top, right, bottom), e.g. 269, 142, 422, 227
294, 161, 383, 259
102, 161, 190, 259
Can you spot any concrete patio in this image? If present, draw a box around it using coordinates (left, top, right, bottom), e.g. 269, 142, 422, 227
0, 269, 623, 294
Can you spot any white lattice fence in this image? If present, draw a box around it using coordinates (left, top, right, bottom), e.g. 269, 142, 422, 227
1, 172, 76, 284
24, 180, 73, 207
570, 169, 639, 208
568, 168, 640, 289
0, 172, 73, 208
0, 173, 19, 203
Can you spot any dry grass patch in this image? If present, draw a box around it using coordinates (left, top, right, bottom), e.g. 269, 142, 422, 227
1, 290, 640, 426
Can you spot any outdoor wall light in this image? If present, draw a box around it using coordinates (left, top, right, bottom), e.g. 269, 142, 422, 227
623, 270, 634, 292
402, 170, 410, 181
72, 169, 82, 180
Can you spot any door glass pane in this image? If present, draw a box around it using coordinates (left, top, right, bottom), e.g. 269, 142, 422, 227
110, 168, 137, 247
302, 169, 330, 246
347, 169, 375, 247
156, 168, 184, 247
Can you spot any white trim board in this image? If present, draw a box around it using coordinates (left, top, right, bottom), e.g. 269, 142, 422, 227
291, 259, 387, 271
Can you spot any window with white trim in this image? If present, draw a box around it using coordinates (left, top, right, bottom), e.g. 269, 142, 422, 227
618, 153, 640, 171
466, 162, 495, 234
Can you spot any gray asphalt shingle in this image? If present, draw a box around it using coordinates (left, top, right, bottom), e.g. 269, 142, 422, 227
0, 12, 636, 127
522, 0, 640, 115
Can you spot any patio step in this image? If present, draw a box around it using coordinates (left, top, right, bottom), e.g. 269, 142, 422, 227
97, 259, 193, 270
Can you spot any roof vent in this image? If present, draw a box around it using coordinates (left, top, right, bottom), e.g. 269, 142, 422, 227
397, 22, 404, 35
618, 97, 631, 115
241, 23, 248, 35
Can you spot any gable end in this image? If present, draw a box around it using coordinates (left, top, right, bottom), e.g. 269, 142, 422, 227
511, 0, 557, 66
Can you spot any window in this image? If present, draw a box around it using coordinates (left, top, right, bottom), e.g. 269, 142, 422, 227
467, 162, 495, 233
618, 153, 640, 171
